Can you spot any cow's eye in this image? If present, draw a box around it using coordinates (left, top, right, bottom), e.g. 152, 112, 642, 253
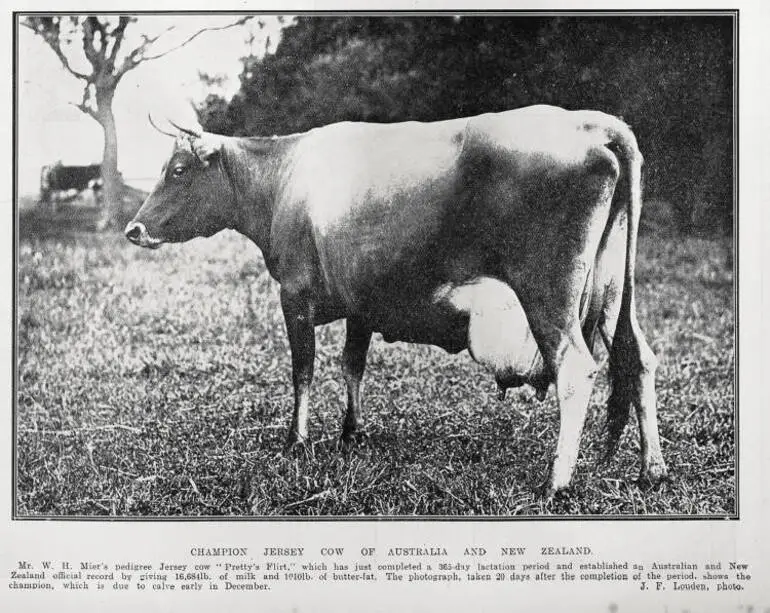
172, 165, 186, 178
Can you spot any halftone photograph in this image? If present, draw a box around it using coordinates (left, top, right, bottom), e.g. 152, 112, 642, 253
14, 13, 735, 517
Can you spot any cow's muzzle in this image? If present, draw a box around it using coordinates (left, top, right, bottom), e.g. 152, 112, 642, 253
124, 221, 164, 249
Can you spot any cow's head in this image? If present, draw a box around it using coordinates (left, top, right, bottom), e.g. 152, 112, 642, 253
125, 120, 237, 249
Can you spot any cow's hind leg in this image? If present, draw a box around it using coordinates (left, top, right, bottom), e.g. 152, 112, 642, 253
340, 317, 372, 444
542, 330, 599, 494
515, 167, 615, 494
608, 315, 668, 484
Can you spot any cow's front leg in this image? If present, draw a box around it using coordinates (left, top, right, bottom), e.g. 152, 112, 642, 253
280, 288, 316, 447
341, 317, 372, 444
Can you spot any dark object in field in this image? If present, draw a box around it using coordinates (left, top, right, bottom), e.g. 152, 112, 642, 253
40, 162, 103, 207
125, 105, 668, 495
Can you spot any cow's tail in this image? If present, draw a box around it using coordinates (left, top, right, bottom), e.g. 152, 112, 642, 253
604, 121, 648, 459
614, 122, 643, 330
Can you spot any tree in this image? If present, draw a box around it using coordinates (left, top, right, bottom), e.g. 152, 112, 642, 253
22, 15, 252, 228
204, 16, 733, 235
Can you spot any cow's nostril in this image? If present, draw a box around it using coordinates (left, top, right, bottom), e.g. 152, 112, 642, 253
125, 222, 143, 243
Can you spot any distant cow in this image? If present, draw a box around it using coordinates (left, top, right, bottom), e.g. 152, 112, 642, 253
40, 162, 103, 208
126, 105, 668, 495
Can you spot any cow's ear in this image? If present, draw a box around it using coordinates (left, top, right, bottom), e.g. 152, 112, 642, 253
193, 135, 223, 167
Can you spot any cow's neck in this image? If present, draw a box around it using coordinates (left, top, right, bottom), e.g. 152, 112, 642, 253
222, 135, 297, 261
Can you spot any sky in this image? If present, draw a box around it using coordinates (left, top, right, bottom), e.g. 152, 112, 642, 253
17, 15, 286, 195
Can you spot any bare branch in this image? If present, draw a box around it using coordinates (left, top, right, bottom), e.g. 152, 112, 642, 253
71, 82, 97, 119
106, 16, 132, 69
93, 18, 108, 60
114, 25, 175, 79
71, 101, 98, 120
82, 17, 100, 66
22, 17, 91, 81
114, 17, 253, 83
140, 16, 254, 62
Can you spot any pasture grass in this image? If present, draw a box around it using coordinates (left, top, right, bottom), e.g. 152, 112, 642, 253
16, 225, 734, 516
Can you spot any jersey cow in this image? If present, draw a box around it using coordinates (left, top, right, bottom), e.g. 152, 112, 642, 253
126, 105, 668, 494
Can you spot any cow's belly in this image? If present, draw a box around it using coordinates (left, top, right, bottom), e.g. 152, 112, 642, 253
360, 291, 470, 353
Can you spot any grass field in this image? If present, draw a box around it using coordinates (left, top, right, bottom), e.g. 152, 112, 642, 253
16, 217, 735, 516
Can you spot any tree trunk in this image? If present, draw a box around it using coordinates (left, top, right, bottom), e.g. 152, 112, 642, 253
95, 88, 123, 230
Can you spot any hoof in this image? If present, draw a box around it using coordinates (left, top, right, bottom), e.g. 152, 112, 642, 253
338, 432, 354, 451
538, 463, 575, 502
536, 483, 576, 508
338, 428, 368, 450
284, 432, 308, 452
539, 481, 574, 501
536, 470, 560, 502
538, 484, 556, 503
638, 462, 669, 487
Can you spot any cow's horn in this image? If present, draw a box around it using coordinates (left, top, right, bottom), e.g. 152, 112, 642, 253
168, 119, 202, 138
147, 113, 177, 138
